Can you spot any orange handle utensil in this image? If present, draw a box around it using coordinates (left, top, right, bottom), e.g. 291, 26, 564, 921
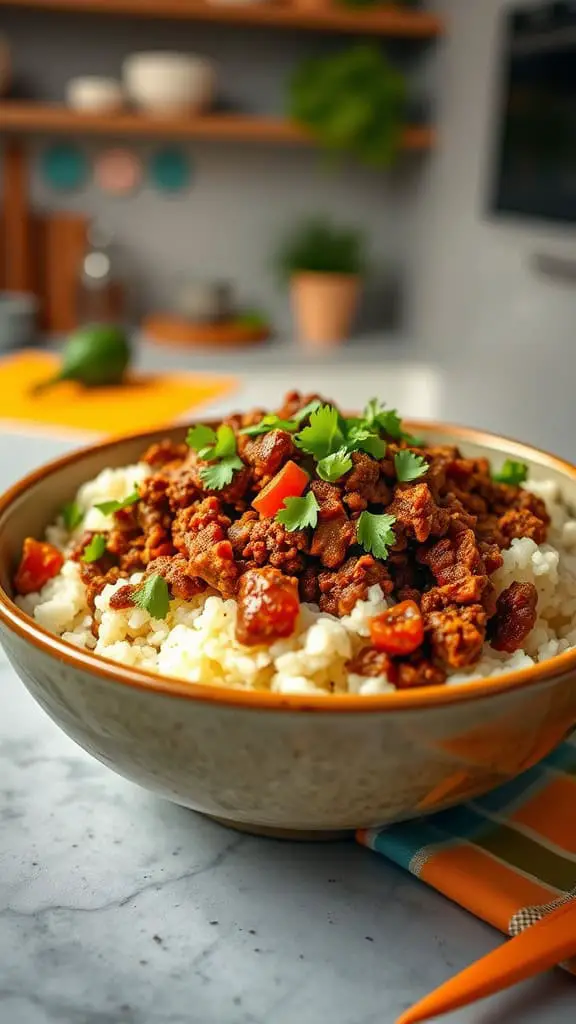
397, 898, 576, 1024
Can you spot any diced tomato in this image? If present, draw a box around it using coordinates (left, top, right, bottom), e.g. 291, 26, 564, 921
252, 460, 309, 518
14, 537, 64, 596
370, 600, 424, 657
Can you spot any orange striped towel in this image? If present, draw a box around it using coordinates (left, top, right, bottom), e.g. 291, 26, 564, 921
357, 735, 576, 974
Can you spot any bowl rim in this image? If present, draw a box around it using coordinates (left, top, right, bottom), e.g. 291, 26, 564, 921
1, 418, 576, 713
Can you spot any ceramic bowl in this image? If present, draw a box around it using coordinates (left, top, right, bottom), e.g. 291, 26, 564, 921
66, 76, 125, 114
1, 423, 576, 840
123, 52, 216, 116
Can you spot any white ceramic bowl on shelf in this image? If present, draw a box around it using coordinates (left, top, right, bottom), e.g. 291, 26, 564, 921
123, 52, 216, 116
66, 76, 125, 114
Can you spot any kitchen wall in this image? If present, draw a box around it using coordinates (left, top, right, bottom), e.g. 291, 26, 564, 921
412, 0, 576, 360
2, 9, 434, 330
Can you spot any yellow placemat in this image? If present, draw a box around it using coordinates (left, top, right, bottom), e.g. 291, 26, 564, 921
0, 351, 237, 437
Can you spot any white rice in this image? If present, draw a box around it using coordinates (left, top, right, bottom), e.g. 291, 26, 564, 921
16, 465, 576, 696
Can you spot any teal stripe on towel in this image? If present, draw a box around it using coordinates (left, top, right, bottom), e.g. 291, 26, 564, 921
372, 820, 451, 870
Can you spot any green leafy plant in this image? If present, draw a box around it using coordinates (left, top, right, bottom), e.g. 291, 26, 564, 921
277, 219, 366, 280
288, 45, 407, 168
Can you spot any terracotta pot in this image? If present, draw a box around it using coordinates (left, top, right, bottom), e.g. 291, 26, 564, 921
290, 272, 360, 349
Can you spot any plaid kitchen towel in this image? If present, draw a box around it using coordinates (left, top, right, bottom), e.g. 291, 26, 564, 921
357, 735, 576, 974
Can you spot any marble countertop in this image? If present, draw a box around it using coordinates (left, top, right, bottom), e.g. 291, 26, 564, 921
1, 343, 575, 1024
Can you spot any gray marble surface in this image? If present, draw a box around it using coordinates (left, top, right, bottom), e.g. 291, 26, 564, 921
1, 344, 575, 1023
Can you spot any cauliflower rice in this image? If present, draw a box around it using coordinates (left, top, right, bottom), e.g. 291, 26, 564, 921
16, 463, 576, 696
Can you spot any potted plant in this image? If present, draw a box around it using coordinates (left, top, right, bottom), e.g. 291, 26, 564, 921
277, 218, 367, 349
288, 44, 407, 168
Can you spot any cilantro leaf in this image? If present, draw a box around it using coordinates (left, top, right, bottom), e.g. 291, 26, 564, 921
210, 424, 237, 459
346, 425, 386, 459
295, 404, 345, 461
132, 574, 170, 620
240, 415, 298, 437
356, 512, 396, 560
82, 534, 107, 563
187, 424, 217, 454
276, 491, 320, 531
493, 459, 528, 486
239, 401, 322, 438
291, 398, 322, 424
317, 449, 353, 483
61, 500, 83, 531
394, 450, 429, 483
402, 432, 424, 448
200, 455, 244, 491
363, 398, 408, 441
94, 489, 140, 516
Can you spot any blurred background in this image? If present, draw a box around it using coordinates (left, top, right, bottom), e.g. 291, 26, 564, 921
1, 0, 576, 465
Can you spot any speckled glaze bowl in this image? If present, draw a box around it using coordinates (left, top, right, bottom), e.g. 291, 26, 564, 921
1, 423, 576, 840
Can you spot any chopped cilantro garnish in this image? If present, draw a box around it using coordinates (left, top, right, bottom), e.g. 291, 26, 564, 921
362, 397, 422, 445
317, 449, 353, 483
394, 450, 428, 483
276, 491, 320, 531
132, 574, 170, 620
94, 488, 140, 516
239, 400, 322, 438
82, 534, 107, 563
186, 423, 217, 454
363, 398, 404, 439
61, 500, 83, 531
295, 404, 345, 461
292, 398, 323, 424
356, 512, 396, 560
200, 456, 244, 491
239, 415, 298, 437
493, 459, 528, 486
403, 433, 424, 448
207, 424, 237, 460
188, 422, 244, 490
346, 424, 386, 459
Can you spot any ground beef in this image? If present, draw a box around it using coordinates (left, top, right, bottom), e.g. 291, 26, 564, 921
347, 647, 394, 680
240, 518, 309, 574
425, 603, 487, 669
146, 555, 206, 601
418, 528, 489, 606
310, 480, 346, 521
83, 566, 126, 612
387, 483, 450, 543
142, 440, 188, 468
394, 655, 447, 689
318, 555, 393, 617
275, 390, 323, 420
109, 584, 137, 610
310, 517, 356, 569
236, 567, 300, 646
498, 508, 548, 546
342, 452, 391, 512
490, 581, 538, 653
299, 566, 320, 604
228, 510, 259, 556
239, 429, 296, 486
172, 498, 238, 597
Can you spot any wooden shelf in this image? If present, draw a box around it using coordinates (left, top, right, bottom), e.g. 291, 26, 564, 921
0, 103, 436, 150
0, 0, 444, 37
